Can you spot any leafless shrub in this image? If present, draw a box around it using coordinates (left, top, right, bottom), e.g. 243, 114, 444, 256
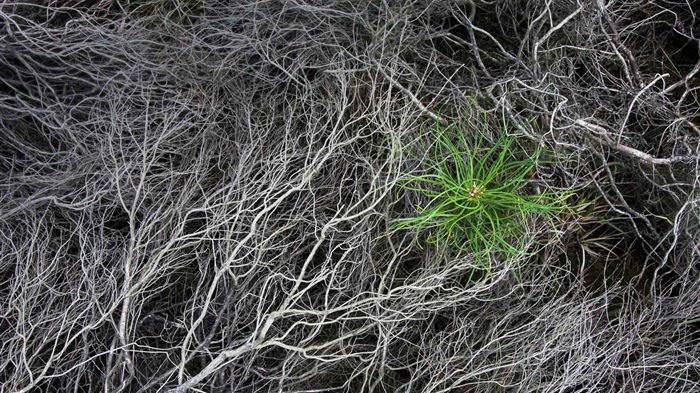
1, 0, 698, 392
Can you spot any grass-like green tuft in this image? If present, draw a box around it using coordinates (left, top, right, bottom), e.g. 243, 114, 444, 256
395, 118, 574, 271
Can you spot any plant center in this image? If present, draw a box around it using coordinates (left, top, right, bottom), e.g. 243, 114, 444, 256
467, 181, 485, 201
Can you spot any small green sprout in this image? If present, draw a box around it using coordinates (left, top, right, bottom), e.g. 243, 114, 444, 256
394, 118, 574, 273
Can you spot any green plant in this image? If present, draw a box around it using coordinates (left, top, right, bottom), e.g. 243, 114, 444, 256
395, 118, 573, 271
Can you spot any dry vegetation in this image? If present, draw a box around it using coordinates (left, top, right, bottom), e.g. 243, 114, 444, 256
1, 1, 699, 392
